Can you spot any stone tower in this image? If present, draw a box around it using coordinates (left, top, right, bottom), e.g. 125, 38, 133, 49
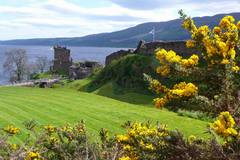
52, 46, 72, 74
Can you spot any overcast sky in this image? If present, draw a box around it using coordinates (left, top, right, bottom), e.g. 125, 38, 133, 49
0, 0, 239, 40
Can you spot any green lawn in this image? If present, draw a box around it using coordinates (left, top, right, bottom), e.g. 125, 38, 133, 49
66, 79, 154, 105
0, 87, 209, 139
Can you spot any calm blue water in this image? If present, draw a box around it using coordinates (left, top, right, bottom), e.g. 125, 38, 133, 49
0, 45, 125, 85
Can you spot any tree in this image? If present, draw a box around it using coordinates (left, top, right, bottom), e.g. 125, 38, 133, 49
36, 56, 49, 73
3, 49, 28, 82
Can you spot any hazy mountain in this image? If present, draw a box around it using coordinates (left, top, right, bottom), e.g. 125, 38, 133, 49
1, 12, 239, 48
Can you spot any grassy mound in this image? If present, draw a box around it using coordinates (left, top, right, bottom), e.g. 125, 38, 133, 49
0, 87, 209, 139
85, 54, 158, 92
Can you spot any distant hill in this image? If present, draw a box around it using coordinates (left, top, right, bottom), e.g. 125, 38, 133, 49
1, 12, 239, 48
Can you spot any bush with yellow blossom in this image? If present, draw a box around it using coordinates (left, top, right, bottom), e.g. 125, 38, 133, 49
210, 111, 238, 138
1, 115, 240, 160
146, 74, 198, 108
146, 11, 240, 113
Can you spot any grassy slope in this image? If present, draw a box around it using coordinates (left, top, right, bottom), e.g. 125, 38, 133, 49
93, 82, 153, 106
66, 78, 153, 105
0, 87, 209, 139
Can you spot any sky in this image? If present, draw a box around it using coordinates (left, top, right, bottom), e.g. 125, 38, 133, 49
0, 0, 239, 40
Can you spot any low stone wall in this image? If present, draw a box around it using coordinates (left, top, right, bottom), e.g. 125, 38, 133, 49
105, 49, 134, 65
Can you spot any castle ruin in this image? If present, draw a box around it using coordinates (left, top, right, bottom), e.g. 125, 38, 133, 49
51, 46, 100, 79
52, 46, 72, 74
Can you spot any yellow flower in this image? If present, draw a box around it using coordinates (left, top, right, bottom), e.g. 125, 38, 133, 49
219, 16, 235, 29
232, 66, 240, 73
221, 59, 230, 65
11, 144, 18, 150
149, 79, 169, 94
182, 18, 197, 31
49, 136, 59, 144
3, 125, 20, 135
213, 26, 221, 35
156, 65, 170, 76
145, 144, 154, 150
188, 135, 196, 144
153, 97, 167, 108
210, 111, 238, 138
155, 49, 182, 64
25, 151, 41, 160
116, 135, 129, 142
228, 49, 236, 59
197, 25, 210, 37
186, 40, 196, 48
123, 144, 131, 151
171, 82, 198, 97
216, 41, 228, 54
180, 54, 199, 68
119, 156, 131, 160
61, 125, 73, 132
237, 21, 240, 30
44, 124, 56, 134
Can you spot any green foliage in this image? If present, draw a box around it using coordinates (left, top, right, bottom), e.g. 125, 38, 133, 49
87, 54, 157, 92
31, 71, 53, 80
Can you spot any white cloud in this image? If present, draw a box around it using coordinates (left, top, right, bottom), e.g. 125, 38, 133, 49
0, 0, 239, 40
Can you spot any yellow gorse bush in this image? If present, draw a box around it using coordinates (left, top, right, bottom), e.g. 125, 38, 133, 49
171, 82, 198, 97
210, 111, 238, 138
183, 15, 239, 69
148, 14, 239, 109
149, 80, 198, 108
116, 122, 169, 160
155, 49, 199, 76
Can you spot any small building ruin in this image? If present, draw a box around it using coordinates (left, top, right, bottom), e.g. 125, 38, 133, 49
69, 61, 100, 80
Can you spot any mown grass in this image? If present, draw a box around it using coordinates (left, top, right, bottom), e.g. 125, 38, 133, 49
0, 87, 210, 140
66, 79, 153, 105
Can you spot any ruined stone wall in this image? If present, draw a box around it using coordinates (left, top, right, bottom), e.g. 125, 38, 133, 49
105, 40, 201, 65
134, 40, 200, 57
